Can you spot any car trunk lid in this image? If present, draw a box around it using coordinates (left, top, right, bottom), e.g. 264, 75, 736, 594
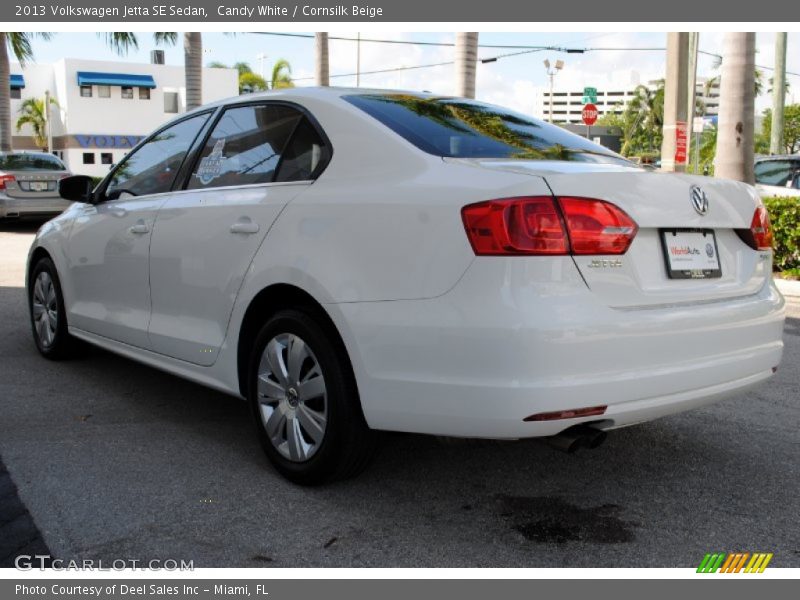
448, 159, 770, 308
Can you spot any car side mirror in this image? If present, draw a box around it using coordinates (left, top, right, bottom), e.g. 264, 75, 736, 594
59, 175, 94, 203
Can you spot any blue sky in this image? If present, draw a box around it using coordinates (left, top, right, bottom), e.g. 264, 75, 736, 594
24, 32, 800, 114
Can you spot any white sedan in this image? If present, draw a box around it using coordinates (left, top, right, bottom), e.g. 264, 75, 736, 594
28, 88, 785, 484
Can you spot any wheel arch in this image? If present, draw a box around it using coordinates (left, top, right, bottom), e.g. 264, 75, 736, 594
27, 246, 54, 287
236, 283, 357, 400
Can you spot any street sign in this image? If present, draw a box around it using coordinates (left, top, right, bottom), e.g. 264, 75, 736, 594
675, 120, 688, 164
692, 116, 705, 133
582, 103, 598, 126
582, 86, 598, 104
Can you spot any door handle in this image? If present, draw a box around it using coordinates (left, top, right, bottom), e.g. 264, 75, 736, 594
129, 221, 149, 234
229, 218, 260, 235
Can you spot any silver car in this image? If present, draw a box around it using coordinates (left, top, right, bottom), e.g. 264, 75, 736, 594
0, 152, 72, 220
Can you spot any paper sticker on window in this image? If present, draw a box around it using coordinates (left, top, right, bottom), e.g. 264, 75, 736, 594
196, 139, 225, 185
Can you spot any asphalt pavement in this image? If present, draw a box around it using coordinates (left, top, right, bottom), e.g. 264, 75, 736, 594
1, 218, 798, 568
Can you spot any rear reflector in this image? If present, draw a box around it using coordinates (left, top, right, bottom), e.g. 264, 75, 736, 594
462, 196, 637, 256
523, 405, 607, 422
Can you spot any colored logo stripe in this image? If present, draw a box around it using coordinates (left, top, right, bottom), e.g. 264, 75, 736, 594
697, 552, 773, 573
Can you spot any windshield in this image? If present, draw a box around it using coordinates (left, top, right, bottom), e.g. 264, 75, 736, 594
0, 153, 66, 171
344, 93, 628, 164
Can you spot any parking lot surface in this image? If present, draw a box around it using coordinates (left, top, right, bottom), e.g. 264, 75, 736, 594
1, 219, 798, 567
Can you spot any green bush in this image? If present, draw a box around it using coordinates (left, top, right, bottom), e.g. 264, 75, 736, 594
762, 196, 800, 272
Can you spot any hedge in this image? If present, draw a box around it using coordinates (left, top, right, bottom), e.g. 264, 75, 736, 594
763, 196, 800, 272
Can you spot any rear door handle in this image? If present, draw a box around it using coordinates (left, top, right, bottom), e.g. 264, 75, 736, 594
129, 220, 149, 234
230, 218, 260, 235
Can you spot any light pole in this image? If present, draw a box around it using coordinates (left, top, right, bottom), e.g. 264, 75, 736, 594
544, 59, 564, 123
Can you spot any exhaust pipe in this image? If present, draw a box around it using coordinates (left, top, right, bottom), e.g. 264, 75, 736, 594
544, 424, 607, 453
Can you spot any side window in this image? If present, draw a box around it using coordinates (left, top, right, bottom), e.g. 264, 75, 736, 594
754, 160, 793, 187
188, 104, 302, 190
105, 113, 210, 199
275, 117, 330, 182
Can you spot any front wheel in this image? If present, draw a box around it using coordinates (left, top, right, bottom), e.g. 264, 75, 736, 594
248, 309, 376, 485
29, 257, 76, 360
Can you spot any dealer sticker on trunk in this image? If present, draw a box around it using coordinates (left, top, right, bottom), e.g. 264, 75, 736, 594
661, 229, 722, 279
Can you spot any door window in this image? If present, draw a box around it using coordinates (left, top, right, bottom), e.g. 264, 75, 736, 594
188, 104, 303, 190
754, 160, 795, 187
105, 113, 210, 199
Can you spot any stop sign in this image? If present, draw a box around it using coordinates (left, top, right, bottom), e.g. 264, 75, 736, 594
582, 103, 598, 126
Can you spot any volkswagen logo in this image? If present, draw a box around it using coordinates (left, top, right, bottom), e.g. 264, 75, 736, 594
690, 185, 709, 215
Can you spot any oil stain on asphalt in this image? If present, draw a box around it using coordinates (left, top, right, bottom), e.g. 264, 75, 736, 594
497, 495, 637, 544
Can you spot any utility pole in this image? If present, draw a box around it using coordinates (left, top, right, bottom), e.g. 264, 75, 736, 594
315, 33, 329, 87
455, 32, 478, 98
661, 32, 690, 173
544, 59, 564, 123
686, 32, 699, 172
770, 32, 788, 155
356, 32, 361, 87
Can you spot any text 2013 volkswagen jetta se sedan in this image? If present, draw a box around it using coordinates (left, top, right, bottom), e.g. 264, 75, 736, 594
28, 88, 785, 484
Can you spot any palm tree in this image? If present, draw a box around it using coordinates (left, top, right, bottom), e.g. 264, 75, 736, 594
15, 96, 58, 150
0, 33, 52, 152
183, 33, 202, 110
270, 59, 294, 89
714, 32, 756, 183
455, 32, 479, 98
315, 33, 329, 86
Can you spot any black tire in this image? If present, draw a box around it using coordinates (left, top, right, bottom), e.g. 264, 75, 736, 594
248, 308, 376, 485
28, 257, 75, 360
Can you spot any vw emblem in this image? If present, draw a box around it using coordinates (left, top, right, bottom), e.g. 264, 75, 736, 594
690, 185, 709, 215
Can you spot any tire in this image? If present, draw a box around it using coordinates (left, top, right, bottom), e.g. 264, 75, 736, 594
248, 308, 376, 485
29, 257, 76, 360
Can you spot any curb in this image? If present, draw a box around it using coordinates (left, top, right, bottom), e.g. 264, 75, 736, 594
774, 278, 800, 298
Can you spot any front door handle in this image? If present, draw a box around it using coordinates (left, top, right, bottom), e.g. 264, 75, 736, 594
129, 220, 149, 234
230, 218, 260, 235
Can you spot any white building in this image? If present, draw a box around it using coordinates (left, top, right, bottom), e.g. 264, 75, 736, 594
532, 70, 720, 125
9, 57, 238, 176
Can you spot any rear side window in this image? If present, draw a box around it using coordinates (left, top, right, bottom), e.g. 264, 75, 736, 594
274, 118, 330, 182
188, 104, 303, 190
343, 93, 627, 164
0, 153, 66, 171
106, 113, 210, 199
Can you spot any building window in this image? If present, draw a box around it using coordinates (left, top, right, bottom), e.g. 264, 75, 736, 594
139, 87, 150, 100
101, 153, 114, 165
82, 152, 95, 164
80, 85, 92, 98
10, 88, 21, 99
164, 91, 179, 113
98, 85, 111, 98
121, 86, 134, 99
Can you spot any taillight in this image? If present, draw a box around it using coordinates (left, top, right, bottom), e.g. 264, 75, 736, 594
461, 196, 637, 256
0, 173, 15, 190
736, 206, 773, 250
751, 206, 773, 250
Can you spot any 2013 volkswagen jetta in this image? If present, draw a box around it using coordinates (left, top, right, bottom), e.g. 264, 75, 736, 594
27, 88, 785, 484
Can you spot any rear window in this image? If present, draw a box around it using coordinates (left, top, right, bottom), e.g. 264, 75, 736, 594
0, 153, 66, 171
343, 93, 627, 164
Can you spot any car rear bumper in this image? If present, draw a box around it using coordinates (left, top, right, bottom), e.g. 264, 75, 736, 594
0, 195, 71, 218
332, 256, 785, 438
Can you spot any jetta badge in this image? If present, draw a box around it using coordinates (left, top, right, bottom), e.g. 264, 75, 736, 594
690, 185, 709, 215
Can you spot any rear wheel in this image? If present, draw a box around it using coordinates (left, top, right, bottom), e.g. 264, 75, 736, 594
29, 257, 75, 359
248, 309, 375, 485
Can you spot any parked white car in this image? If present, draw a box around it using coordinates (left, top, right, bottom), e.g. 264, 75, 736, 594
28, 88, 785, 484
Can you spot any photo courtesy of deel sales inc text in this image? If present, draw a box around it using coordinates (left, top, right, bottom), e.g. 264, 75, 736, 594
0, 0, 798, 598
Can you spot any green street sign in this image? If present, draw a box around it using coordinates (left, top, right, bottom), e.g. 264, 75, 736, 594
583, 86, 597, 97
582, 95, 597, 104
